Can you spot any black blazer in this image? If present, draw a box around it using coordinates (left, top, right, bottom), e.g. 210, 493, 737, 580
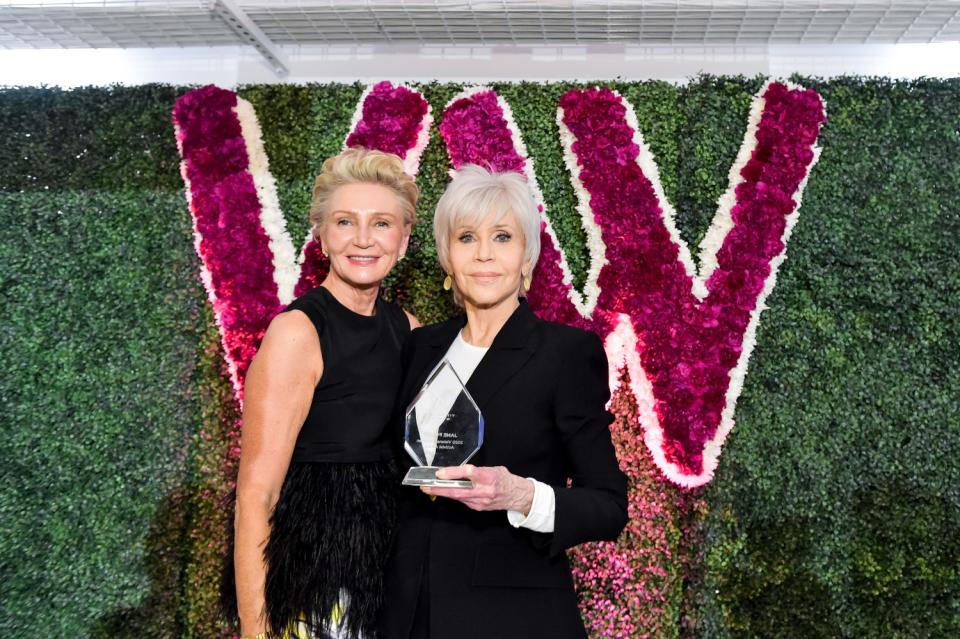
379, 301, 628, 639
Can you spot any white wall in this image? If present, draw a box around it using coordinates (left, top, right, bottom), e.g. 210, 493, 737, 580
1, 42, 958, 87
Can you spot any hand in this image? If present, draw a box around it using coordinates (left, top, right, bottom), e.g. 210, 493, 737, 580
422, 465, 534, 514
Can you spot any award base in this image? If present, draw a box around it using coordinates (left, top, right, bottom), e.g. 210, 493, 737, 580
402, 466, 473, 488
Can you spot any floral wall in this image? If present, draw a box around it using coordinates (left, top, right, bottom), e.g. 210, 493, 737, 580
1, 77, 958, 638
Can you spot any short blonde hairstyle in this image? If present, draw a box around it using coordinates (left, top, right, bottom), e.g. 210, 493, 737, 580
309, 148, 418, 235
434, 164, 541, 304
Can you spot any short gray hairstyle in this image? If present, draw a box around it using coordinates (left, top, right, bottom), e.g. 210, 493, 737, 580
433, 165, 541, 295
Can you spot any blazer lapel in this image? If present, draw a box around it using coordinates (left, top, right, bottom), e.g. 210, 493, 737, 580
401, 301, 540, 415
465, 300, 540, 411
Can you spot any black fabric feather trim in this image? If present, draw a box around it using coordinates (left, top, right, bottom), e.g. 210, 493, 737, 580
221, 460, 399, 638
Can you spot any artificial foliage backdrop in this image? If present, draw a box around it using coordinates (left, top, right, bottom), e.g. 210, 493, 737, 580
1, 77, 959, 639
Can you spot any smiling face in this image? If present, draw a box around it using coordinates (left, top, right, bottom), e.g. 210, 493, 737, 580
447, 209, 529, 311
317, 182, 410, 291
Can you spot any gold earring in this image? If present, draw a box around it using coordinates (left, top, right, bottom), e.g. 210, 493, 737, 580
523, 273, 532, 291
443, 274, 453, 291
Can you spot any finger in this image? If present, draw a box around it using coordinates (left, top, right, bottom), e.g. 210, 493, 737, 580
435, 464, 475, 480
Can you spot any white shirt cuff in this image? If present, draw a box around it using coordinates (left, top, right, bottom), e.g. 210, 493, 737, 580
506, 478, 556, 533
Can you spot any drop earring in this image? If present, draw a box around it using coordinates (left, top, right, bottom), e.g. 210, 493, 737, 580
443, 274, 453, 291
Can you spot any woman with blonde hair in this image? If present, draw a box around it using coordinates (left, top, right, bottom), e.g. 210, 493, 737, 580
223, 147, 419, 639
379, 165, 627, 639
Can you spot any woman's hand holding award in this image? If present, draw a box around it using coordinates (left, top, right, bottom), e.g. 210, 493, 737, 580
402, 359, 484, 488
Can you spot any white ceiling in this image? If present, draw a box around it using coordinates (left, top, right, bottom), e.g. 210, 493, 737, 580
3, 1, 959, 47
2, 1, 958, 77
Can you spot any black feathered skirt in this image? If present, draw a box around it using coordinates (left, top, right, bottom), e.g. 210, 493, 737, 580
222, 460, 399, 639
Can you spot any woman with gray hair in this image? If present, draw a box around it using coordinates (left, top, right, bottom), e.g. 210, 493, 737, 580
379, 165, 628, 639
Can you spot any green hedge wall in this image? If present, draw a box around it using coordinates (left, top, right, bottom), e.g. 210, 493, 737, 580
1, 78, 958, 638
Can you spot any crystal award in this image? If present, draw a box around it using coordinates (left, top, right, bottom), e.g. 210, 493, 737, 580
402, 359, 484, 488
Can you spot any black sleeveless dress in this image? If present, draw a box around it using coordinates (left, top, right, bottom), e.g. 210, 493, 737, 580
222, 286, 410, 639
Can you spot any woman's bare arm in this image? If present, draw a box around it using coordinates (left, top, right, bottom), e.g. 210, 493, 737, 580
234, 311, 321, 636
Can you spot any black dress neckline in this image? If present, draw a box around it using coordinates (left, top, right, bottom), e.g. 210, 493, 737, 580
317, 284, 380, 320
284, 284, 409, 464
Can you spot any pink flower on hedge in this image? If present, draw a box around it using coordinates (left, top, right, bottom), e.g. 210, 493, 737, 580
556, 82, 825, 487
438, 82, 825, 488
438, 84, 823, 639
173, 85, 281, 401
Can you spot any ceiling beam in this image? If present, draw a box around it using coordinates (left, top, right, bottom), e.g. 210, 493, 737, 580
213, 0, 289, 77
